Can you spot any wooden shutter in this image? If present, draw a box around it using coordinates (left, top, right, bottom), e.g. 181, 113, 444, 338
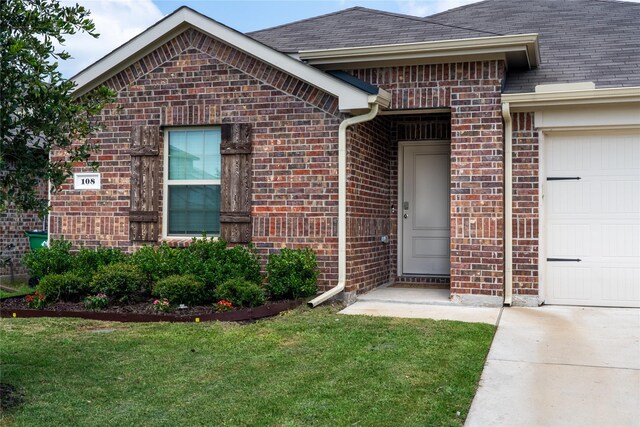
129, 126, 161, 242
220, 123, 252, 243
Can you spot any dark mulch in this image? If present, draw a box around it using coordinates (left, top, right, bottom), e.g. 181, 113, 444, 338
0, 295, 303, 323
0, 297, 215, 317
0, 383, 24, 411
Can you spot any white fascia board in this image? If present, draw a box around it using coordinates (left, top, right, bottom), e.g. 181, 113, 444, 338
71, 8, 374, 111
299, 34, 540, 68
503, 87, 640, 111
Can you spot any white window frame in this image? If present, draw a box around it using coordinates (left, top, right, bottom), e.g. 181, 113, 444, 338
162, 127, 221, 239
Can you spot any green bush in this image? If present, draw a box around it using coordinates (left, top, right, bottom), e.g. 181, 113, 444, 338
222, 245, 262, 285
152, 274, 205, 306
183, 238, 229, 289
129, 243, 186, 285
216, 278, 266, 308
73, 247, 127, 279
90, 263, 146, 303
23, 239, 73, 279
186, 236, 227, 264
266, 248, 319, 300
183, 239, 262, 291
36, 272, 89, 302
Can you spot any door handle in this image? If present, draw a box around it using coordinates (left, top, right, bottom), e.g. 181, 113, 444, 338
403, 213, 408, 219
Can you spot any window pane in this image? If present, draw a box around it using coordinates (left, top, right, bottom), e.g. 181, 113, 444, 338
168, 129, 220, 180
168, 185, 220, 235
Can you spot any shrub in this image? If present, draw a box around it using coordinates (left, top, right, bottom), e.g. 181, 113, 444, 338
187, 239, 262, 290
90, 263, 146, 303
23, 239, 73, 279
186, 236, 227, 263
183, 239, 262, 291
73, 247, 127, 279
36, 272, 89, 302
216, 278, 266, 308
183, 238, 228, 289
129, 243, 186, 285
266, 248, 319, 300
152, 274, 205, 306
221, 245, 262, 285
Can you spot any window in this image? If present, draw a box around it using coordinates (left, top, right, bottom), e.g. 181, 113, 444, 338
164, 128, 221, 236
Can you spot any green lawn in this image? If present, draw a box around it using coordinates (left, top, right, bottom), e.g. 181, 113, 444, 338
0, 280, 32, 299
0, 306, 494, 426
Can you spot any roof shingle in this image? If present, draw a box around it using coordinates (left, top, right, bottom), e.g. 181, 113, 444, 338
248, 0, 640, 92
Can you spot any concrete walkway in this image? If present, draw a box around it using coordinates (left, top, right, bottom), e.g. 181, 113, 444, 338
466, 306, 640, 427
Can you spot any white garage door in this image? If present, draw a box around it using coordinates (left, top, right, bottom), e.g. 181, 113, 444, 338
545, 131, 640, 307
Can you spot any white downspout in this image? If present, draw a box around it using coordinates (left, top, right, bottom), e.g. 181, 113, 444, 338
308, 103, 380, 308
502, 102, 513, 306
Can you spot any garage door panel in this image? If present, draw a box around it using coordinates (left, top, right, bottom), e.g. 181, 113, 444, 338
548, 223, 592, 257
545, 132, 640, 308
601, 224, 640, 257
600, 267, 640, 303
601, 135, 640, 170
602, 180, 640, 213
547, 137, 601, 173
547, 265, 594, 300
548, 181, 593, 215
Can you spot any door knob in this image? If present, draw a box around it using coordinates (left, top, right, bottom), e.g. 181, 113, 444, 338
403, 213, 408, 219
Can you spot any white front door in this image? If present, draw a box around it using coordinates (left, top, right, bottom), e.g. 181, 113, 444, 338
545, 132, 640, 307
401, 143, 450, 275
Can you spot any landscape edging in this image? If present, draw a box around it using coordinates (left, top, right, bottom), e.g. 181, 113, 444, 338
0, 299, 302, 323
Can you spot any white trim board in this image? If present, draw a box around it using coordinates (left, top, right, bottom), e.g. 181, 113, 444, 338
503, 87, 640, 111
300, 34, 540, 71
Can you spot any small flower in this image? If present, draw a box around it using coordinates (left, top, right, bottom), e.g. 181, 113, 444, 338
152, 298, 171, 313
215, 300, 233, 313
25, 292, 47, 309
84, 293, 109, 310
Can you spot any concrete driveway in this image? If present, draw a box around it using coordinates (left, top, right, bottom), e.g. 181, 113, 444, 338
465, 306, 640, 427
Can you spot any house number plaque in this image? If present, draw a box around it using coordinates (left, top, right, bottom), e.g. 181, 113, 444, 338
73, 172, 101, 190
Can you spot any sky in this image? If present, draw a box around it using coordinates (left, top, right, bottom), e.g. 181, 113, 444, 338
57, 0, 640, 78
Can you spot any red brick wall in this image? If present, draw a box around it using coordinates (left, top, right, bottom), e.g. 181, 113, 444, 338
351, 62, 506, 300
0, 206, 45, 278
345, 117, 392, 293
0, 181, 47, 278
50, 31, 511, 301
50, 29, 342, 289
512, 112, 539, 296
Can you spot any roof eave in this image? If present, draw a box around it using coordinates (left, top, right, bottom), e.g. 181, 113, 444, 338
71, 7, 376, 112
503, 87, 640, 111
299, 34, 540, 70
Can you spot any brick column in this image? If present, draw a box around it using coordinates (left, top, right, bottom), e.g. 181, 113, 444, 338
449, 61, 505, 305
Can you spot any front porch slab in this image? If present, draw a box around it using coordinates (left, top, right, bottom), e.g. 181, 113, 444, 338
357, 287, 451, 305
339, 288, 501, 324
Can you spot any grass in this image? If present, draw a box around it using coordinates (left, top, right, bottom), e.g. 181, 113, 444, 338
0, 306, 494, 426
0, 280, 32, 299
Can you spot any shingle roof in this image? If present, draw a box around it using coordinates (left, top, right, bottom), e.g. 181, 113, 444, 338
248, 0, 640, 93
426, 0, 640, 92
248, 7, 500, 52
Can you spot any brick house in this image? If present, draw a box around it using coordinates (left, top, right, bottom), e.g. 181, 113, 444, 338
43, 0, 639, 307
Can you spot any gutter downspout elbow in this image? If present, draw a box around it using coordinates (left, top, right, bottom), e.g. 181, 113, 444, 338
308, 103, 380, 308
502, 102, 513, 307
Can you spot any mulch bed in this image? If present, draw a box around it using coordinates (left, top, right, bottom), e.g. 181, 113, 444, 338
0, 296, 302, 323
